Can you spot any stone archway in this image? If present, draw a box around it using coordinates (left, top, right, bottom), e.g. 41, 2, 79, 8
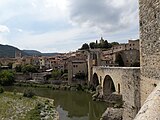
103, 75, 116, 96
92, 73, 99, 89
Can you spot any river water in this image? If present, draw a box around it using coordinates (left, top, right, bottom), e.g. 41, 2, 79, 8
5, 86, 107, 120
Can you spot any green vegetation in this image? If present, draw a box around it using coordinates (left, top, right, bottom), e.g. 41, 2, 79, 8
0, 44, 27, 58
15, 64, 39, 73
0, 86, 4, 93
23, 88, 35, 98
15, 65, 22, 72
24, 104, 41, 120
0, 92, 58, 120
51, 70, 62, 80
80, 43, 89, 50
79, 38, 119, 50
0, 70, 15, 86
22, 64, 38, 73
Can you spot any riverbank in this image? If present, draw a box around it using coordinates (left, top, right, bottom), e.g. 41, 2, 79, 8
0, 91, 59, 120
4, 86, 107, 120
14, 82, 95, 94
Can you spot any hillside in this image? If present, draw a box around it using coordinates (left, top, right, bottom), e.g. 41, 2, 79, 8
23, 50, 59, 56
0, 44, 28, 58
22, 50, 42, 56
0, 44, 59, 58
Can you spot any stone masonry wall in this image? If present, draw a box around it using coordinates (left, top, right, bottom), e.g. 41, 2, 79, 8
139, 0, 160, 104
121, 68, 140, 120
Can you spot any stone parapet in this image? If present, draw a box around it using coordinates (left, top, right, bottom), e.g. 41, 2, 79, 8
134, 82, 160, 120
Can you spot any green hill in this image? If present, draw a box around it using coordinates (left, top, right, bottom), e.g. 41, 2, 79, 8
0, 44, 59, 58
0, 44, 28, 58
23, 50, 59, 57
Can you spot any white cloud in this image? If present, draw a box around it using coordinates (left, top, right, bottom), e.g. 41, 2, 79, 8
17, 28, 23, 32
0, 0, 139, 52
0, 25, 10, 33
68, 0, 139, 34
10, 27, 91, 52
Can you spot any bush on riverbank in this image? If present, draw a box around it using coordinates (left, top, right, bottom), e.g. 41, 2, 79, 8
23, 88, 35, 98
0, 70, 15, 86
14, 82, 95, 94
0, 86, 4, 93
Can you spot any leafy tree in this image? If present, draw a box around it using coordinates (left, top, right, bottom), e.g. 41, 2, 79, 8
108, 43, 112, 48
111, 42, 119, 46
80, 43, 89, 50
80, 38, 120, 50
0, 86, 4, 93
115, 53, 124, 67
101, 40, 109, 48
15, 65, 22, 72
22, 65, 38, 73
23, 88, 35, 98
7, 63, 13, 69
51, 70, 61, 80
0, 70, 15, 86
89, 42, 97, 49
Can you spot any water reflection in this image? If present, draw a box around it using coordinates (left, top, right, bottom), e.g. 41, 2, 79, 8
5, 86, 107, 120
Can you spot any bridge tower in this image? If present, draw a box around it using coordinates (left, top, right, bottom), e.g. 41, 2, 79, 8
139, 0, 160, 105
87, 49, 102, 85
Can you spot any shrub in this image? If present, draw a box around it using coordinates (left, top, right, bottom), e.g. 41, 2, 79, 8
22, 64, 38, 73
0, 86, 4, 93
0, 70, 15, 86
13, 89, 17, 95
23, 88, 35, 98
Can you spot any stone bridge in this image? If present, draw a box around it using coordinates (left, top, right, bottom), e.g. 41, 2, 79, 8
91, 66, 141, 120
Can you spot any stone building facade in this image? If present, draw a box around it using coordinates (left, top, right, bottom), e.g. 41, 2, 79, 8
102, 39, 140, 67
139, 0, 160, 105
68, 60, 88, 84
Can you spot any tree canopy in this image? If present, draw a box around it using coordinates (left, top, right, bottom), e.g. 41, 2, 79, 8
0, 70, 15, 86
51, 70, 62, 80
22, 65, 38, 73
80, 43, 89, 50
80, 37, 119, 50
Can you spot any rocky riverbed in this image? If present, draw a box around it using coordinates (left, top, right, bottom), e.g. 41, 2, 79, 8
0, 92, 59, 120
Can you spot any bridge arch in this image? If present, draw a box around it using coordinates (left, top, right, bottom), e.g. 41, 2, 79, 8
92, 73, 99, 89
103, 75, 116, 96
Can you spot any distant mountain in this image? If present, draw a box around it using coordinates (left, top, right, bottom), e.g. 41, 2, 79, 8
0, 44, 28, 58
42, 53, 59, 56
0, 44, 59, 58
22, 50, 42, 56
22, 50, 59, 57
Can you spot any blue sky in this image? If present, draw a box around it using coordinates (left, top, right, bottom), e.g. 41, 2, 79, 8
0, 0, 139, 53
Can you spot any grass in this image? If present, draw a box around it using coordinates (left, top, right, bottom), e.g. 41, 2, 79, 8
0, 92, 58, 120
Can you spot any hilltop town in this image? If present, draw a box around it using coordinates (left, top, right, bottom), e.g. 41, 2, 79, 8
0, 38, 139, 84
0, 0, 159, 120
